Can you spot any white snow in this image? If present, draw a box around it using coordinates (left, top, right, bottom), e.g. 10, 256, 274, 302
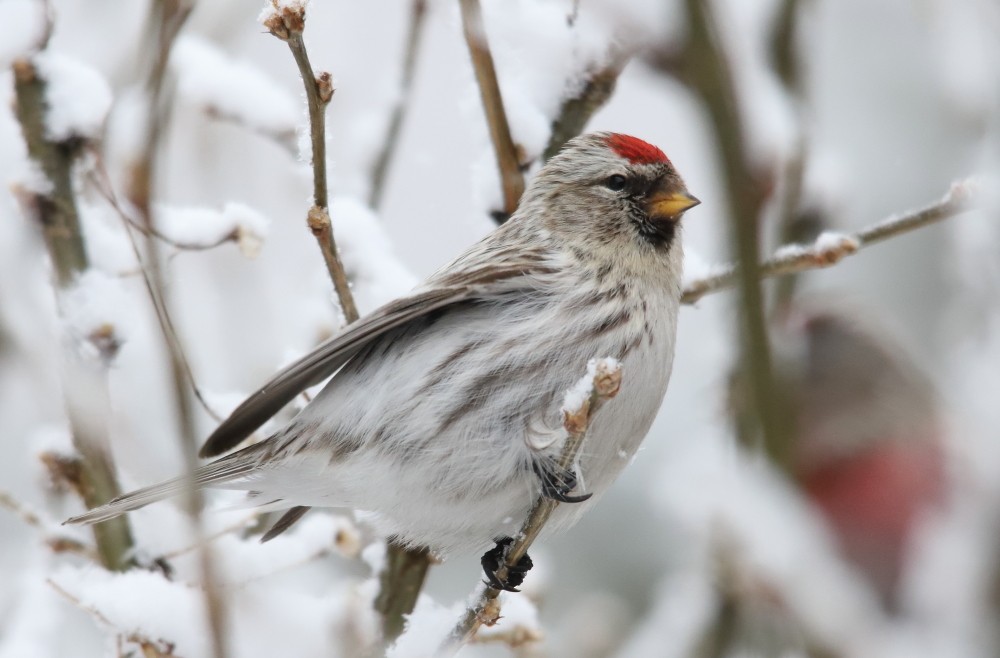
154, 202, 271, 257
327, 196, 417, 311
59, 269, 135, 360
561, 357, 620, 416
0, 0, 48, 68
33, 52, 112, 142
813, 230, 859, 254
258, 0, 310, 25
389, 594, 467, 658
171, 36, 300, 142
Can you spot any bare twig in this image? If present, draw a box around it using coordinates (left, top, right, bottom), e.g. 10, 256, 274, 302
459, 0, 525, 223
11, 55, 136, 573
542, 54, 629, 162
262, 1, 359, 323
681, 180, 978, 304
369, 0, 427, 209
0, 489, 98, 560
441, 359, 623, 654
88, 159, 224, 425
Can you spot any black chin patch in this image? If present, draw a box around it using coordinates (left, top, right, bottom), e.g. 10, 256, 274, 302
634, 216, 676, 249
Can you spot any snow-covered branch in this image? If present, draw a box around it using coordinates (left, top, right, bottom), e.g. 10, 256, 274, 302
10, 53, 136, 573
440, 358, 623, 654
681, 179, 979, 305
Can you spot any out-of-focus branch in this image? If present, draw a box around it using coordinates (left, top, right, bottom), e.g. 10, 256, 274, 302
769, 0, 813, 310
441, 359, 623, 655
201, 104, 299, 157
542, 54, 629, 162
125, 2, 230, 658
0, 489, 96, 560
88, 156, 224, 425
653, 0, 793, 470
262, 1, 359, 324
681, 180, 977, 304
369, 0, 427, 209
374, 544, 434, 644
11, 56, 136, 573
459, 0, 525, 223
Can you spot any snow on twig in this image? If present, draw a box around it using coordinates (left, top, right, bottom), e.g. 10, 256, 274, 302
439, 358, 623, 654
681, 179, 980, 304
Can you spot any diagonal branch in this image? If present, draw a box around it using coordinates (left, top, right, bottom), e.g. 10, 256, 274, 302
440, 358, 623, 654
459, 0, 524, 223
681, 179, 978, 305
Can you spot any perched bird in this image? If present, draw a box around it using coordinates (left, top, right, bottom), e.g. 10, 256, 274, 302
778, 306, 947, 608
67, 132, 699, 589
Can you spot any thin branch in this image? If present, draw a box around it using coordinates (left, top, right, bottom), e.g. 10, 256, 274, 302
459, 0, 525, 223
88, 159, 224, 424
0, 489, 98, 560
542, 53, 629, 162
681, 180, 978, 304
369, 0, 427, 209
11, 55, 136, 573
261, 1, 359, 323
441, 359, 623, 654
125, 2, 230, 657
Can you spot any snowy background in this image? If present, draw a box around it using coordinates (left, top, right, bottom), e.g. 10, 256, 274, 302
1, 0, 999, 656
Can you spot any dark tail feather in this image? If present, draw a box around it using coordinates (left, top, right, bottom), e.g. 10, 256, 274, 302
260, 506, 312, 542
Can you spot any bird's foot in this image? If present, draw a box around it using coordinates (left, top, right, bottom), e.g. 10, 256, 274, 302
533, 460, 592, 503
481, 537, 533, 592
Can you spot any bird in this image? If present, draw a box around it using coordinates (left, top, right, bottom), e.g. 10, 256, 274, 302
67, 132, 700, 590
776, 305, 946, 608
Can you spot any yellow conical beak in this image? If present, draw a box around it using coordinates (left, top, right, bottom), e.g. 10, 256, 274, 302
646, 190, 701, 223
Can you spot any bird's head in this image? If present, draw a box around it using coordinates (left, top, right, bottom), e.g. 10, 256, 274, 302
521, 132, 699, 259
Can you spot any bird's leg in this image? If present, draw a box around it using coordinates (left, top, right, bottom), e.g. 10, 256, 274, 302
533, 459, 593, 503
481, 537, 533, 592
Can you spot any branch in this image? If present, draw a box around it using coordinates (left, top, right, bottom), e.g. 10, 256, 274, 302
659, 0, 792, 469
11, 55, 136, 573
681, 180, 978, 304
125, 2, 231, 657
87, 158, 224, 424
261, 1, 359, 324
440, 358, 623, 654
459, 0, 525, 223
369, 0, 427, 209
542, 54, 629, 162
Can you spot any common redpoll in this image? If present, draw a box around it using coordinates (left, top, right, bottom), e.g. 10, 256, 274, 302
68, 132, 699, 588
778, 306, 946, 607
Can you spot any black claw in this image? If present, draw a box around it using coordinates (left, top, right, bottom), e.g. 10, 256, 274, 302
533, 461, 593, 504
481, 537, 533, 592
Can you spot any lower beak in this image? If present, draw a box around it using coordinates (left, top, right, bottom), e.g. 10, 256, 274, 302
646, 191, 700, 223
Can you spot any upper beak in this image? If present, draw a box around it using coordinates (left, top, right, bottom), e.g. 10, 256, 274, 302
645, 189, 701, 223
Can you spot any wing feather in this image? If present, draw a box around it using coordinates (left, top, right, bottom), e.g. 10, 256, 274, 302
199, 247, 553, 458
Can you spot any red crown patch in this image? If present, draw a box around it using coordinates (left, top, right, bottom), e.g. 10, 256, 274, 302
604, 133, 669, 166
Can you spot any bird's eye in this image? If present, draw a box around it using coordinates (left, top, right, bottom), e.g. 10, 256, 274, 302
605, 174, 627, 191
